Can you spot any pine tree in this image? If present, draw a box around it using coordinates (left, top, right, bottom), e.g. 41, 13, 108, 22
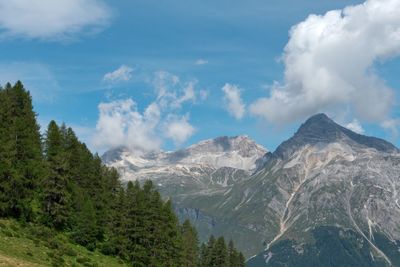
204, 235, 216, 266
181, 219, 199, 267
103, 186, 128, 258
158, 199, 183, 266
41, 121, 71, 229
125, 181, 148, 266
72, 195, 98, 250
237, 252, 246, 267
199, 243, 209, 267
0, 81, 43, 220
213, 236, 229, 267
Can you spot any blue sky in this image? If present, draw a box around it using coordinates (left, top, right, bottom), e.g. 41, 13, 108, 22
1, 0, 400, 153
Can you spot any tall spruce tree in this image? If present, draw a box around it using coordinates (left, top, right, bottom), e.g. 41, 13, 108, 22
41, 121, 71, 229
103, 186, 128, 259
181, 219, 199, 267
72, 195, 98, 250
213, 236, 229, 267
199, 243, 209, 267
0, 81, 43, 220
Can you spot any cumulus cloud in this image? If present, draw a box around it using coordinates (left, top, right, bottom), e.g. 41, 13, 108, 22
250, 0, 400, 125
93, 71, 202, 153
222, 83, 245, 120
195, 59, 208, 65
345, 119, 364, 134
0, 0, 111, 40
164, 115, 196, 145
153, 71, 198, 109
103, 65, 133, 83
93, 99, 162, 153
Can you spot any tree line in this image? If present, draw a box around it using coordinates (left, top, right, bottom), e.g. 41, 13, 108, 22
0, 81, 246, 266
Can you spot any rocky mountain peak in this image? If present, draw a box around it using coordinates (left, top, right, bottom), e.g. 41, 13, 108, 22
102, 135, 267, 175
188, 135, 265, 156
274, 113, 398, 159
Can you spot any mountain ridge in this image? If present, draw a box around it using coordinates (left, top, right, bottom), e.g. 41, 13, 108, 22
274, 113, 398, 160
102, 135, 267, 174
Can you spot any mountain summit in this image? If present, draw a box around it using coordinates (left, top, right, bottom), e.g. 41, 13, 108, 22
274, 113, 398, 159
103, 135, 267, 174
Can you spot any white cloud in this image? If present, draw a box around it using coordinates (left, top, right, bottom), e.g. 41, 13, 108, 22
195, 59, 208, 65
164, 115, 196, 145
93, 99, 162, 153
0, 0, 111, 40
222, 83, 245, 120
103, 65, 133, 83
153, 71, 198, 109
93, 71, 202, 153
345, 119, 364, 134
250, 0, 400, 124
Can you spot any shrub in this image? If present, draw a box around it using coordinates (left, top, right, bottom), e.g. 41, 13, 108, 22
63, 246, 77, 257
76, 256, 91, 264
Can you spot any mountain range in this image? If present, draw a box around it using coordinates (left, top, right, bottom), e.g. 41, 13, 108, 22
103, 114, 400, 266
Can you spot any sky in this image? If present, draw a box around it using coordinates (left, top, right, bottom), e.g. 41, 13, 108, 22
1, 0, 400, 154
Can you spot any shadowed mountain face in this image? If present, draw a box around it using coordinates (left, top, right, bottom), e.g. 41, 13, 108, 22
103, 114, 400, 265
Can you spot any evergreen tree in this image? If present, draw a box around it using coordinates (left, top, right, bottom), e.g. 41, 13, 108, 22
72, 195, 98, 250
158, 199, 183, 266
228, 240, 246, 267
199, 235, 245, 267
237, 252, 246, 267
41, 121, 71, 229
181, 219, 199, 267
0, 81, 43, 220
199, 243, 209, 267
204, 235, 216, 266
103, 186, 128, 259
213, 236, 229, 267
125, 181, 148, 266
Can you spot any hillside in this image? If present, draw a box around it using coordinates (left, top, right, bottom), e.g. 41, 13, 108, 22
0, 219, 127, 267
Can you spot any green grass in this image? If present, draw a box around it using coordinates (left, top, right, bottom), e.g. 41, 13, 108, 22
0, 219, 128, 267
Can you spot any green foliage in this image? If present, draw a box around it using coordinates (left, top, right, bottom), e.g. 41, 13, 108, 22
0, 81, 43, 220
72, 197, 98, 250
41, 120, 72, 230
181, 219, 199, 267
200, 235, 244, 267
0, 218, 127, 266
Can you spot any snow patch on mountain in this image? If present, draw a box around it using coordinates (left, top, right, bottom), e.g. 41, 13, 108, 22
103, 135, 267, 182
